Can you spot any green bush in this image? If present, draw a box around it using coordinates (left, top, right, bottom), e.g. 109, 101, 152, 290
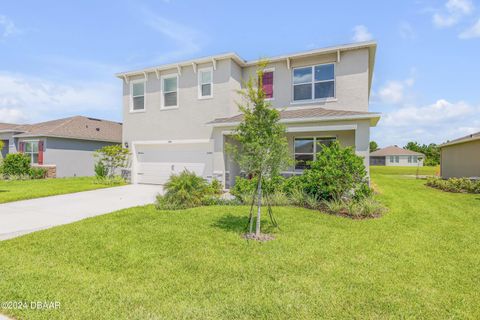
230, 175, 286, 200
155, 170, 222, 210
94, 161, 108, 179
322, 198, 387, 218
426, 177, 480, 194
29, 167, 48, 179
300, 141, 371, 201
2, 153, 31, 177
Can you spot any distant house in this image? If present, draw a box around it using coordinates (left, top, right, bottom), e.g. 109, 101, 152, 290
439, 131, 480, 179
370, 145, 424, 166
0, 116, 122, 177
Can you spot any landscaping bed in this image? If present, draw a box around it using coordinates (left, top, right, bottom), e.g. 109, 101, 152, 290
0, 168, 479, 319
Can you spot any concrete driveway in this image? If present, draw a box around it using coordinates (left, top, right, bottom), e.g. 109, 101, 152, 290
0, 184, 162, 241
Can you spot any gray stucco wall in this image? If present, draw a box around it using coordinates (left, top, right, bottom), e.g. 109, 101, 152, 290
43, 137, 117, 177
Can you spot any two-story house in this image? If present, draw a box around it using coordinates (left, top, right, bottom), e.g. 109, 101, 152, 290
116, 41, 380, 188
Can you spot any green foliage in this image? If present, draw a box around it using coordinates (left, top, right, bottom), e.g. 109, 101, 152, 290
155, 170, 222, 210
426, 177, 480, 194
227, 64, 292, 180
301, 141, 371, 201
404, 141, 439, 166
94, 176, 126, 186
94, 161, 108, 179
94, 145, 130, 178
208, 178, 223, 195
2, 153, 31, 177
29, 167, 48, 179
322, 198, 387, 218
369, 141, 379, 152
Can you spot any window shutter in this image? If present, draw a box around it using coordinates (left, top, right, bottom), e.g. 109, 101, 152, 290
38, 141, 44, 165
262, 72, 273, 98
18, 141, 24, 153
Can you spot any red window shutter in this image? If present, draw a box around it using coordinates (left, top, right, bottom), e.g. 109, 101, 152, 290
18, 142, 24, 153
262, 71, 273, 99
38, 141, 44, 165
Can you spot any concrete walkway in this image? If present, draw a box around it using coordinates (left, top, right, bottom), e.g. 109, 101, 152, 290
0, 184, 162, 241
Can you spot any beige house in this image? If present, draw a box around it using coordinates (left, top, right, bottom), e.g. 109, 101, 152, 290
370, 145, 424, 167
116, 41, 381, 188
440, 132, 480, 179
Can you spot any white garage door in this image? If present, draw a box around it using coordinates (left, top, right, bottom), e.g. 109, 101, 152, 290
134, 142, 213, 185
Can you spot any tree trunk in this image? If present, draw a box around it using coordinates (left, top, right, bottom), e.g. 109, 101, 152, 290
255, 176, 262, 236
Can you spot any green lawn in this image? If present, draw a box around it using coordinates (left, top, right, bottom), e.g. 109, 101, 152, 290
0, 167, 479, 319
370, 164, 439, 176
0, 177, 116, 203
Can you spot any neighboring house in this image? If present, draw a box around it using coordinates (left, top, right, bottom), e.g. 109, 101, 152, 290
0, 116, 122, 177
370, 145, 424, 166
116, 41, 381, 188
439, 131, 480, 179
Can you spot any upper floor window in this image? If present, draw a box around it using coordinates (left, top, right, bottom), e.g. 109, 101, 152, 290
198, 68, 213, 99
162, 75, 178, 108
131, 80, 145, 111
293, 63, 335, 102
262, 70, 274, 99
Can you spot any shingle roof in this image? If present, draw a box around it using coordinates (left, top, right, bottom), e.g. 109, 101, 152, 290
208, 107, 380, 125
370, 145, 424, 157
7, 116, 122, 143
0, 123, 27, 132
440, 131, 480, 147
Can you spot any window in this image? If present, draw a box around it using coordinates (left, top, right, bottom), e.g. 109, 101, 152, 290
262, 70, 274, 99
293, 63, 335, 102
395, 156, 399, 163
198, 68, 213, 98
389, 155, 399, 163
413, 156, 418, 163
294, 137, 336, 170
24, 141, 39, 164
408, 156, 412, 163
130, 81, 145, 111
162, 75, 178, 108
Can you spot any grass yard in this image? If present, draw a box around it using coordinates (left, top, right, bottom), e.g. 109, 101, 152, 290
0, 166, 479, 319
0, 177, 118, 204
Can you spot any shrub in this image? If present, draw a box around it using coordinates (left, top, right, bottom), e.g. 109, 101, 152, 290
155, 170, 221, 210
2, 153, 31, 177
230, 175, 286, 200
29, 167, 48, 179
94, 145, 130, 178
300, 141, 370, 201
322, 198, 387, 218
426, 177, 480, 194
94, 161, 108, 179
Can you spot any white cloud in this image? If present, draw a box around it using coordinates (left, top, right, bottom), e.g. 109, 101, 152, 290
352, 25, 373, 42
0, 15, 20, 38
377, 77, 415, 104
0, 107, 26, 123
432, 0, 474, 28
399, 22, 416, 39
142, 9, 205, 63
373, 99, 480, 146
459, 19, 480, 38
0, 72, 120, 123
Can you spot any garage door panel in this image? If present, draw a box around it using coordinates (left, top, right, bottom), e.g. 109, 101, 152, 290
135, 142, 213, 185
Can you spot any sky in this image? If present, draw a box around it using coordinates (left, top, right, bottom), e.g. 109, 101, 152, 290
0, 0, 479, 147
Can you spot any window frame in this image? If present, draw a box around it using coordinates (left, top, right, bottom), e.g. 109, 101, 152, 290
130, 79, 146, 113
291, 62, 336, 104
198, 67, 213, 99
294, 136, 337, 171
262, 67, 275, 101
161, 73, 179, 109
23, 140, 39, 165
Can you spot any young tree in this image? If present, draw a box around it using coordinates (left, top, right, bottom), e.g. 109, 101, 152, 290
94, 145, 130, 178
227, 62, 292, 238
369, 141, 379, 152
